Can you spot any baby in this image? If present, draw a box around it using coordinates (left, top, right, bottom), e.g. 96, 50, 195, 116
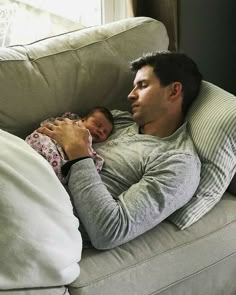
25, 107, 114, 184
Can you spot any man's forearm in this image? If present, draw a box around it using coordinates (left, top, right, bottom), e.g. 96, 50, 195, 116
61, 157, 91, 176
67, 158, 132, 249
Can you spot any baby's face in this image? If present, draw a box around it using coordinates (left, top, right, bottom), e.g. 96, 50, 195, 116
82, 111, 113, 143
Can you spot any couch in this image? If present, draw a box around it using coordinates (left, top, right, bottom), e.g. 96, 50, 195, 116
0, 17, 236, 295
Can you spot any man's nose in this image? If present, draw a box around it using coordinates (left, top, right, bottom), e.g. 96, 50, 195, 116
128, 88, 136, 100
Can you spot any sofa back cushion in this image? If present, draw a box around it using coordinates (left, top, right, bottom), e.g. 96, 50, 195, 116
0, 17, 168, 138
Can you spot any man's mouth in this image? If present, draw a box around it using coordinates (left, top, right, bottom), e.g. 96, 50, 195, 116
131, 104, 138, 111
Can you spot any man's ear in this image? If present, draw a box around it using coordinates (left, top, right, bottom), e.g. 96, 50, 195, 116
169, 82, 182, 101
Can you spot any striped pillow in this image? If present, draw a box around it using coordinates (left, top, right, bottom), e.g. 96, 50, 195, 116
169, 81, 236, 229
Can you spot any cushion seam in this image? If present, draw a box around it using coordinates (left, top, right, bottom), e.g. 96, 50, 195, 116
30, 21, 160, 61
152, 250, 236, 295
0, 20, 159, 63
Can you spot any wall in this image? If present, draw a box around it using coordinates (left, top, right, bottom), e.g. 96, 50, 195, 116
134, 0, 178, 51
178, 0, 236, 94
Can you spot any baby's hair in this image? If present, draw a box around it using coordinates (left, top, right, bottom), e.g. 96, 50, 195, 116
84, 106, 114, 129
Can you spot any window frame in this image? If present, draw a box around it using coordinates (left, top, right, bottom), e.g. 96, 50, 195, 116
102, 0, 128, 24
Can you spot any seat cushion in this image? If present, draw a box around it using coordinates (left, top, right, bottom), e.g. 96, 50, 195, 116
0, 287, 69, 295
68, 193, 236, 295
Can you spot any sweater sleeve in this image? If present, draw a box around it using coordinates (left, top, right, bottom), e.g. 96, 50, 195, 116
68, 154, 200, 250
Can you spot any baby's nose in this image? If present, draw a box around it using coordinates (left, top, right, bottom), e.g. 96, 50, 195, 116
97, 128, 106, 139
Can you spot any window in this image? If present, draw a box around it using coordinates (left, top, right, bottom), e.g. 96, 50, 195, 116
0, 0, 131, 47
102, 0, 130, 23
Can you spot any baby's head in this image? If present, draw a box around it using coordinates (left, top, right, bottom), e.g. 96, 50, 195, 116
81, 106, 114, 143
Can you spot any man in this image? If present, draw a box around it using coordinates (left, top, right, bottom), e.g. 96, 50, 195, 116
38, 52, 202, 249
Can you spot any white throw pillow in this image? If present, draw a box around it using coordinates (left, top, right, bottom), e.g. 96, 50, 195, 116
0, 129, 82, 289
169, 81, 236, 229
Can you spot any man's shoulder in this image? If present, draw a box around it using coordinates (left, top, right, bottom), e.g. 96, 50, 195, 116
111, 110, 135, 133
148, 123, 201, 170
111, 109, 133, 123
172, 122, 200, 157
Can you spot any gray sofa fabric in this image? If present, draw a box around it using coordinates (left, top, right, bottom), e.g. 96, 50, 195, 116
0, 17, 168, 138
0, 288, 69, 295
0, 17, 235, 295
70, 193, 236, 295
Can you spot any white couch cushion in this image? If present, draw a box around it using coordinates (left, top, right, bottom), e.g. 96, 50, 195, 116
0, 129, 82, 289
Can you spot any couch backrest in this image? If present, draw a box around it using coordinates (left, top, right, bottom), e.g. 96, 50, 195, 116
0, 17, 169, 138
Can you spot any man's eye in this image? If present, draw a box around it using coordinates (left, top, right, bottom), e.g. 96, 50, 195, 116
141, 84, 147, 88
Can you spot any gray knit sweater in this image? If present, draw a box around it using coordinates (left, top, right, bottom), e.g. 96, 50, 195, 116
68, 111, 201, 249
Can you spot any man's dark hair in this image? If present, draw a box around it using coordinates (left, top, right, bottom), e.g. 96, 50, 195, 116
84, 106, 114, 129
130, 51, 202, 116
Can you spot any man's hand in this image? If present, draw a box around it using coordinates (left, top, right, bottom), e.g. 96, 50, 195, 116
37, 118, 90, 160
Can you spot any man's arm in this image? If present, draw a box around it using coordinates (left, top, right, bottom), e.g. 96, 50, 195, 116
68, 153, 200, 249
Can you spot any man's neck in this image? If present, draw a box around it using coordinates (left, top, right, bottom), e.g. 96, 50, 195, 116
140, 116, 184, 138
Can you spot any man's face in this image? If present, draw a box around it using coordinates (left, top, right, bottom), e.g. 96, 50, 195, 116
128, 65, 170, 126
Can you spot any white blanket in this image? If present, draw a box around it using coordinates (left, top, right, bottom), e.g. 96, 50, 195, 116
0, 129, 82, 289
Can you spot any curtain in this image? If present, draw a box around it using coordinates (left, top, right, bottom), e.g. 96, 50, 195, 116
129, 0, 178, 51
